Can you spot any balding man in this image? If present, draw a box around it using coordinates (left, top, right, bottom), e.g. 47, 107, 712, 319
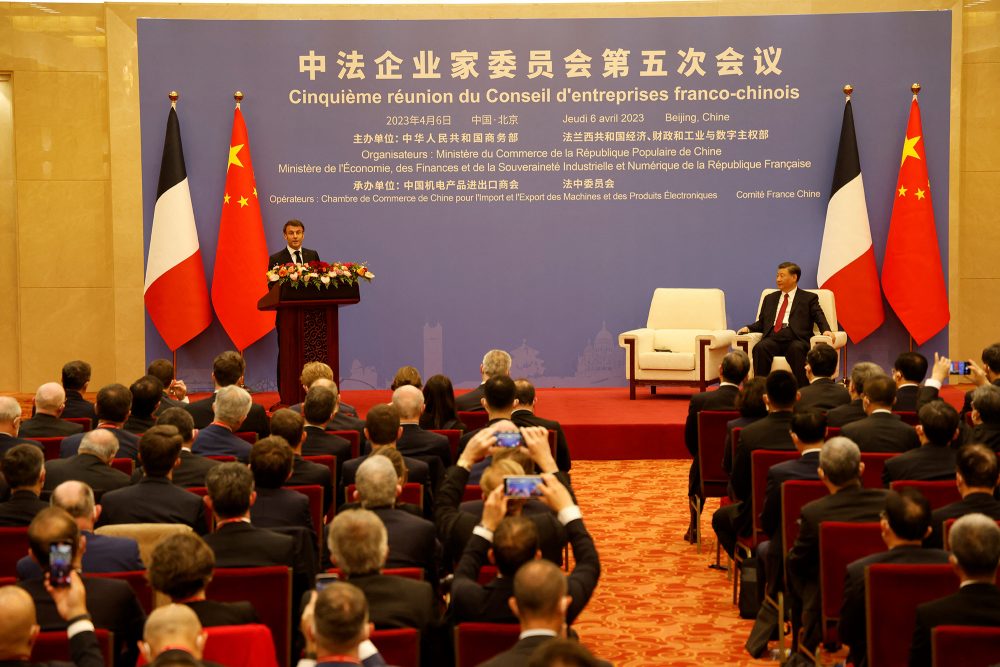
393, 384, 450, 474
456, 349, 512, 412
139, 604, 212, 667
43, 429, 132, 500
0, 396, 41, 458
192, 385, 254, 461
183, 351, 269, 439
59, 384, 140, 460
19, 383, 83, 438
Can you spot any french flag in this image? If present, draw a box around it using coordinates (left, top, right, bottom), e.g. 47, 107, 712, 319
144, 99, 212, 351
817, 94, 885, 343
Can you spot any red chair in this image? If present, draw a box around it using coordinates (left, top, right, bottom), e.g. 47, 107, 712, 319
35, 437, 64, 460
136, 625, 280, 667
826, 426, 842, 439
302, 454, 337, 518
184, 487, 215, 532
210, 567, 291, 667
477, 564, 499, 586
110, 458, 134, 475
329, 430, 361, 459
462, 485, 481, 502
32, 629, 113, 665
326, 566, 424, 581
64, 417, 93, 431
932, 625, 1000, 667
695, 410, 740, 553
0, 527, 30, 576
750, 449, 799, 546
894, 411, 919, 426
430, 429, 462, 464
371, 628, 420, 667
860, 452, 897, 488
235, 432, 257, 445
818, 522, 884, 646
205, 455, 237, 463
458, 411, 489, 432
287, 485, 324, 556
866, 564, 958, 667
454, 622, 520, 667
345, 482, 423, 512
89, 570, 155, 613
943, 518, 1000, 550
889, 480, 961, 509
780, 481, 829, 556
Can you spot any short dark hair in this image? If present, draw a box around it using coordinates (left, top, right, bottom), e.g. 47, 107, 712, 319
365, 404, 400, 446
493, 516, 539, 577
283, 219, 305, 234
765, 370, 798, 408
206, 462, 254, 519
139, 425, 183, 477
790, 409, 827, 443
972, 386, 1000, 423
736, 377, 768, 419
1, 444, 44, 488
777, 261, 801, 280
212, 351, 245, 387
96, 383, 132, 423
806, 343, 839, 378
250, 437, 294, 489
269, 409, 305, 448
982, 344, 1000, 375
61, 360, 91, 391
893, 352, 928, 383
721, 351, 751, 385
389, 366, 422, 391
313, 582, 368, 648
146, 359, 175, 388
483, 375, 517, 411
957, 444, 999, 489
129, 375, 163, 420
863, 375, 897, 407
303, 386, 336, 425
156, 407, 195, 443
513, 378, 536, 406
885, 487, 932, 541
148, 532, 215, 599
28, 507, 79, 566
918, 400, 959, 447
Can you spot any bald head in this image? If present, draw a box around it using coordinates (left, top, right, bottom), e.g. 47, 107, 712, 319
391, 385, 424, 421
78, 428, 120, 462
513, 559, 567, 621
142, 604, 204, 659
34, 382, 66, 415
0, 586, 37, 659
51, 481, 96, 528
0, 397, 20, 435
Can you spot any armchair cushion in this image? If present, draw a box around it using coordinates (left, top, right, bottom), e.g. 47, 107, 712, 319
638, 351, 695, 371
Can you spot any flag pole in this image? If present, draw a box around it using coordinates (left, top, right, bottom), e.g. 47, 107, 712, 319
169, 89, 180, 378
907, 82, 920, 357
234, 89, 243, 108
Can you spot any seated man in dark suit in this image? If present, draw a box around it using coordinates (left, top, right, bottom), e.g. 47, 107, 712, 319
839, 488, 949, 667
183, 351, 269, 440
479, 560, 611, 667
155, 408, 220, 488
826, 361, 884, 428
60, 383, 140, 460
964, 384, 1000, 452
0, 445, 48, 526
18, 383, 83, 438
457, 376, 523, 483
787, 437, 888, 656
44, 428, 132, 500
191, 385, 253, 462
20, 507, 145, 667
713, 370, 798, 559
927, 445, 1000, 548
884, 400, 960, 485
393, 384, 450, 484
737, 261, 834, 387
910, 513, 1000, 667
18, 480, 142, 580
268, 409, 333, 516
147, 358, 190, 414
512, 378, 576, 473
960, 343, 1000, 421
797, 343, 850, 412
841, 375, 920, 453
248, 436, 315, 544
97, 426, 207, 534
891, 351, 944, 412
290, 361, 362, 428
122, 375, 162, 435
0, 396, 42, 456
60, 359, 98, 426
455, 349, 511, 413
300, 388, 352, 463
340, 404, 429, 496
300, 579, 392, 667
147, 532, 257, 627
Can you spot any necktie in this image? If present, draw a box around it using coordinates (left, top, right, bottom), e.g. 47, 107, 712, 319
294, 250, 302, 264
773, 293, 789, 333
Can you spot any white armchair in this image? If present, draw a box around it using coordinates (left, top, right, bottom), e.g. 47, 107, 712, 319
734, 288, 849, 377
618, 288, 735, 399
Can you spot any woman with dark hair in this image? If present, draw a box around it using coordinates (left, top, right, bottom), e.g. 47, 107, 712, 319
419, 374, 466, 431
390, 365, 422, 391
722, 376, 769, 475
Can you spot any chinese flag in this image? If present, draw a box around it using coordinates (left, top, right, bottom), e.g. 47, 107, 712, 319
881, 97, 949, 345
211, 103, 275, 351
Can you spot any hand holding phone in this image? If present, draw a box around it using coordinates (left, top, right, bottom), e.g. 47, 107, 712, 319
49, 543, 73, 588
495, 432, 523, 448
950, 360, 972, 376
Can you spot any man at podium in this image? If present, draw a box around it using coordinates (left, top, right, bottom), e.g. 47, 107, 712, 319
268, 219, 320, 267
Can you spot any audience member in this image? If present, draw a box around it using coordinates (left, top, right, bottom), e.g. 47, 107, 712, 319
841, 374, 920, 452
796, 343, 850, 411
19, 383, 82, 438
97, 426, 206, 534
838, 488, 949, 666
826, 362, 884, 428
268, 411, 333, 515
340, 405, 429, 492
960, 343, 1000, 420
43, 428, 132, 500
455, 349, 512, 412
721, 376, 768, 475
60, 360, 97, 425
0, 445, 48, 526
965, 384, 1000, 452
147, 533, 258, 627
513, 378, 576, 473
0, 396, 41, 456
60, 384, 140, 459
419, 374, 466, 432
292, 361, 361, 422
456, 375, 521, 480
527, 639, 607, 667
139, 604, 212, 667
18, 481, 143, 580
299, 580, 389, 667
191, 385, 253, 462
299, 389, 353, 463
393, 384, 451, 476
183, 351, 269, 439
883, 400, 960, 484
910, 513, 1000, 667
927, 445, 1000, 548
147, 358, 189, 412
249, 436, 314, 541
891, 352, 942, 412
390, 365, 422, 390
156, 408, 220, 488
123, 375, 163, 435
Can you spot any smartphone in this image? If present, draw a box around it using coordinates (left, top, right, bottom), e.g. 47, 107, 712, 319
315, 573, 339, 591
503, 475, 544, 498
49, 543, 73, 587
495, 432, 523, 448
950, 361, 972, 375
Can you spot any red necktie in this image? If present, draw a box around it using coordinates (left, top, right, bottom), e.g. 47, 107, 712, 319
773, 293, 789, 333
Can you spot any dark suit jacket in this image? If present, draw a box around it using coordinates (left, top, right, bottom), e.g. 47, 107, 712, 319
18, 413, 83, 438
185, 599, 259, 627
61, 390, 97, 426
368, 505, 440, 581
760, 450, 822, 538
192, 424, 252, 461
0, 433, 42, 457
511, 410, 573, 472
926, 492, 1000, 548
894, 384, 940, 413
910, 583, 1000, 667
288, 455, 333, 514
746, 289, 831, 342
302, 425, 353, 468
203, 521, 296, 568
454, 384, 485, 412
826, 399, 867, 428
479, 635, 613, 667
397, 423, 451, 467
882, 446, 957, 485
268, 247, 320, 267
122, 414, 156, 435
60, 427, 140, 460
683, 384, 741, 458
250, 487, 314, 539
184, 394, 269, 440
17, 530, 143, 580
964, 422, 1000, 452
839, 545, 950, 667
171, 449, 221, 488
797, 378, 850, 412
841, 411, 920, 453
343, 571, 437, 631
730, 411, 796, 503
341, 453, 429, 489
44, 454, 132, 499
96, 477, 207, 534
0, 490, 49, 526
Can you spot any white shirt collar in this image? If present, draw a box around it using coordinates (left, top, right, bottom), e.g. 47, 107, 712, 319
519, 629, 558, 640
288, 246, 303, 261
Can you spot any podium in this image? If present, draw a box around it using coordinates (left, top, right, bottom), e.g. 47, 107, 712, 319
257, 282, 361, 406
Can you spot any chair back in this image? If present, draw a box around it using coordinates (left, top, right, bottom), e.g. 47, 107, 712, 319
454, 622, 520, 667
0, 526, 30, 577
697, 410, 739, 499
931, 625, 1000, 667
888, 480, 961, 509
110, 457, 134, 475
478, 564, 500, 586
346, 482, 423, 511
943, 518, 1000, 550
32, 629, 113, 665
647, 288, 727, 330
235, 432, 257, 445
431, 429, 462, 463
205, 455, 237, 462
894, 411, 919, 426
371, 628, 420, 667
183, 487, 214, 532
819, 522, 884, 645
287, 485, 324, 555
860, 452, 896, 488
756, 288, 839, 332
826, 426, 842, 439
462, 485, 481, 502
204, 624, 279, 667
94, 523, 193, 567
88, 570, 155, 613
780, 481, 829, 556
458, 411, 489, 431
865, 564, 957, 667
329, 430, 361, 459
210, 566, 291, 667
751, 449, 798, 543
64, 417, 93, 431
35, 436, 63, 460
326, 566, 424, 581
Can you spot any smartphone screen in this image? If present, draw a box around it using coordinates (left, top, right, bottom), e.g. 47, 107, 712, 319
950, 361, 971, 375
503, 475, 544, 498
49, 543, 72, 587
315, 573, 339, 591
495, 432, 523, 448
